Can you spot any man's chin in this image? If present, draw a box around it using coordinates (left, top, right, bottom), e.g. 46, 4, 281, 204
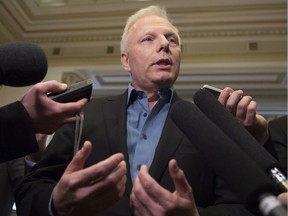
153, 79, 174, 88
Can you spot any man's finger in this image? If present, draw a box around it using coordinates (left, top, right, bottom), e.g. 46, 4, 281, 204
59, 98, 88, 114
169, 159, 192, 198
137, 165, 171, 203
65, 141, 92, 174
40, 80, 68, 94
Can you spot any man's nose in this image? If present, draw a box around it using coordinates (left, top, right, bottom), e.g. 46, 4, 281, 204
157, 36, 169, 53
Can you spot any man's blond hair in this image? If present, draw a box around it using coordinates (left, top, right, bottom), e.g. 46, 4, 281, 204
120, 5, 180, 52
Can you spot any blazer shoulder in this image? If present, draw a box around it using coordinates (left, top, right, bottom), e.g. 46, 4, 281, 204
90, 91, 126, 103
84, 91, 127, 111
171, 91, 187, 105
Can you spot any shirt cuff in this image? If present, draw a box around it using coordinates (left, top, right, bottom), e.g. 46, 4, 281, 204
24, 156, 37, 168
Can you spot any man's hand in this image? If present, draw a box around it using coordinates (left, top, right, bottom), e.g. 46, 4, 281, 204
277, 192, 288, 207
218, 87, 269, 144
52, 141, 127, 216
130, 159, 199, 216
21, 80, 88, 134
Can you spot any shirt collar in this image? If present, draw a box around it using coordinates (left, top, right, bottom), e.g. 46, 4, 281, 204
127, 83, 173, 106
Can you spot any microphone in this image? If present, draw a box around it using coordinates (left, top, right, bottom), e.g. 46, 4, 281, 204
193, 89, 288, 192
0, 41, 48, 87
170, 101, 286, 216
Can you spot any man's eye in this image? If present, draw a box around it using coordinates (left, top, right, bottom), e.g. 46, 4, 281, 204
143, 37, 152, 41
168, 37, 178, 44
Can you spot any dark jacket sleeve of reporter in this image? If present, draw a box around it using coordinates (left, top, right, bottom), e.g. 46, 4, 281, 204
0, 101, 38, 163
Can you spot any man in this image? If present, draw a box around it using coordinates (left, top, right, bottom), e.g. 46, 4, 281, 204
16, 6, 268, 216
0, 80, 87, 162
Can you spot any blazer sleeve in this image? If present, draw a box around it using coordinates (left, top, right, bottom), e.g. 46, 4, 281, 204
0, 101, 38, 162
15, 122, 75, 216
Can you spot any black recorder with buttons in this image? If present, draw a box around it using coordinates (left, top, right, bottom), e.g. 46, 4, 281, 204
48, 79, 93, 103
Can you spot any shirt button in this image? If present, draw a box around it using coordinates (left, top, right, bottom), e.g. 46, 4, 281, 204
142, 134, 147, 139
137, 164, 142, 170
143, 113, 147, 117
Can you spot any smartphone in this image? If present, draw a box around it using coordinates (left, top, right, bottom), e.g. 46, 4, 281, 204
202, 84, 222, 97
48, 79, 93, 103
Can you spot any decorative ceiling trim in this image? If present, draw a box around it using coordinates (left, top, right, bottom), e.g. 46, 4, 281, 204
16, 28, 286, 44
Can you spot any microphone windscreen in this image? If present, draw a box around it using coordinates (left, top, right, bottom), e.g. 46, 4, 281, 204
170, 100, 276, 209
193, 89, 281, 173
0, 42, 48, 87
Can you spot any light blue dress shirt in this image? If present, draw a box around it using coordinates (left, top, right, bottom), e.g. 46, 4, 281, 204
126, 84, 173, 182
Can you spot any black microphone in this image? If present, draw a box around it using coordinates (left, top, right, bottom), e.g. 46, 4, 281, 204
0, 41, 48, 87
170, 101, 286, 216
193, 89, 288, 192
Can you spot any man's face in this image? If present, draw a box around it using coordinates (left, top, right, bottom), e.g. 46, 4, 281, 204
121, 15, 181, 91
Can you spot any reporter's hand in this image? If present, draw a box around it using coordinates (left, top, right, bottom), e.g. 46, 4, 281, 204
52, 141, 127, 216
218, 87, 269, 144
27, 133, 48, 162
21, 80, 88, 134
130, 159, 199, 216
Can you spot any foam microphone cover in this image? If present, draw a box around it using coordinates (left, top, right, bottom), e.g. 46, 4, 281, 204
193, 89, 281, 174
0, 41, 48, 87
170, 100, 277, 210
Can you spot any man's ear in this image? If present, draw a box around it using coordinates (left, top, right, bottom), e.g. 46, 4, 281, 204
121, 53, 130, 71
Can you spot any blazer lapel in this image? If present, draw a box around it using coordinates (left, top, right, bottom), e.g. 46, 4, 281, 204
102, 90, 134, 194
102, 92, 128, 155
149, 93, 185, 181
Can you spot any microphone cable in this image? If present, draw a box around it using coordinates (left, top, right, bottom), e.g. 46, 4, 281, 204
74, 110, 84, 155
